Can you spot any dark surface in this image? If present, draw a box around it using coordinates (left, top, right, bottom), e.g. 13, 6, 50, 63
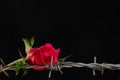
0, 1, 120, 80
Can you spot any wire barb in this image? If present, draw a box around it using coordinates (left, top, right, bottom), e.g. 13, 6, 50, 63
0, 58, 9, 77
48, 56, 53, 78
101, 63, 105, 75
93, 56, 96, 76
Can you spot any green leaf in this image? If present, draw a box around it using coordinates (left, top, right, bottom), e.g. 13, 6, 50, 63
58, 54, 72, 62
22, 37, 34, 53
29, 37, 34, 47
22, 57, 26, 64
22, 69, 28, 76
15, 62, 21, 76
14, 58, 27, 76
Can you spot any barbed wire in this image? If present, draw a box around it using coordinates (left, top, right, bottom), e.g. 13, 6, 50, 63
1, 56, 120, 78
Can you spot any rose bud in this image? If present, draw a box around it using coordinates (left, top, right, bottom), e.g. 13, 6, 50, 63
25, 43, 60, 70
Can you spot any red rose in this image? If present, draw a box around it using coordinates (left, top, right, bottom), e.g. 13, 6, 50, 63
26, 43, 60, 70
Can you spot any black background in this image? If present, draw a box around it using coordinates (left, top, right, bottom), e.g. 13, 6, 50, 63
0, 1, 120, 80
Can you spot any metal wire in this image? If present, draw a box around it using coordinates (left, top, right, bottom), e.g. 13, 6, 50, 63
1, 56, 120, 77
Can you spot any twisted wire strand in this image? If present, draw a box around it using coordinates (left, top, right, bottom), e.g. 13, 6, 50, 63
1, 57, 120, 76
58, 61, 120, 70
1, 61, 120, 72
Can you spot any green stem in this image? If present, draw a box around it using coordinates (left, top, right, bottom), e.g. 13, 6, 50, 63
7, 58, 24, 66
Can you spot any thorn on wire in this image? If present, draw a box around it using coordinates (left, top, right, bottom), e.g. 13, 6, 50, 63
0, 64, 2, 68
0, 58, 5, 66
48, 56, 53, 78
0, 64, 9, 77
0, 58, 9, 77
94, 56, 96, 63
101, 63, 105, 75
3, 70, 9, 77
93, 56, 96, 76
56, 63, 63, 74
18, 48, 23, 58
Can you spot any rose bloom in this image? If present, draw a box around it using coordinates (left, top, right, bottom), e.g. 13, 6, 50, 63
25, 43, 60, 70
